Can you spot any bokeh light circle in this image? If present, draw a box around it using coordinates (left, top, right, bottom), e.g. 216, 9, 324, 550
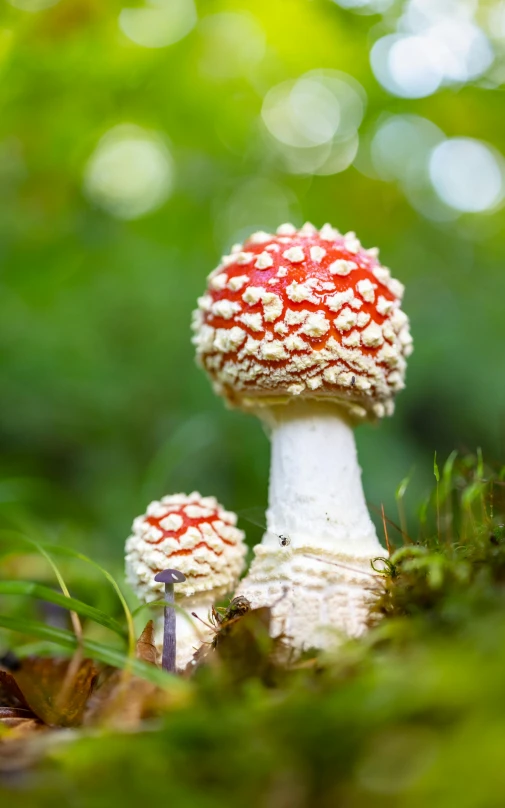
84, 125, 174, 220
371, 35, 443, 99
429, 138, 504, 213
404, 0, 479, 31
214, 177, 299, 249
198, 12, 266, 79
371, 2, 493, 99
262, 79, 341, 149
429, 20, 493, 82
331, 0, 393, 13
119, 0, 197, 49
261, 70, 365, 175
371, 114, 445, 184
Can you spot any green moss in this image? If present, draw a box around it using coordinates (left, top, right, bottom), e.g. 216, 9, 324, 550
370, 453, 505, 633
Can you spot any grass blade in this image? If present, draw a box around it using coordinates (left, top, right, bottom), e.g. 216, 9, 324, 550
0, 581, 126, 638
0, 528, 83, 640
0, 530, 136, 659
131, 600, 167, 617
0, 614, 185, 690
395, 467, 415, 543
43, 544, 136, 658
0, 614, 76, 649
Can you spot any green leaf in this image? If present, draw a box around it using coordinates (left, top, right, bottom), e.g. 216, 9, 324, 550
395, 467, 415, 502
434, 452, 440, 483
0, 527, 84, 639
0, 615, 73, 650
477, 447, 484, 480
42, 544, 136, 656
0, 531, 137, 660
0, 614, 185, 691
0, 580, 126, 639
13, 641, 69, 658
462, 481, 485, 510
419, 495, 430, 526
442, 450, 458, 492
443, 450, 458, 481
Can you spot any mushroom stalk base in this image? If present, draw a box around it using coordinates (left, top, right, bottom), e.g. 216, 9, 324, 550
236, 401, 384, 651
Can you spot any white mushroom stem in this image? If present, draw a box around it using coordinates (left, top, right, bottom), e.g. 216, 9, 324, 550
154, 594, 216, 671
263, 401, 381, 554
236, 400, 383, 651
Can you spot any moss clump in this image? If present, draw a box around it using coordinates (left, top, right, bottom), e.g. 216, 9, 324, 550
369, 453, 505, 634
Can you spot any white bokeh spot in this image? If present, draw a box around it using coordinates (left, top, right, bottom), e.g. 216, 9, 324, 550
429, 138, 504, 213
371, 35, 443, 99
119, 0, 197, 49
261, 70, 366, 176
331, 0, 394, 13
262, 79, 341, 149
371, 114, 445, 189
84, 124, 174, 220
370, 0, 493, 98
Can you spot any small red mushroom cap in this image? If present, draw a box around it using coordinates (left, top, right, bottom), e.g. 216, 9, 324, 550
125, 492, 247, 601
192, 223, 412, 419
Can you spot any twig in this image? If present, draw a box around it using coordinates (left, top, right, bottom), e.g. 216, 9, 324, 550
303, 554, 378, 579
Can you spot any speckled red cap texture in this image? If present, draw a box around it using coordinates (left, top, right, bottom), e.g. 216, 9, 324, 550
125, 493, 246, 601
192, 223, 412, 419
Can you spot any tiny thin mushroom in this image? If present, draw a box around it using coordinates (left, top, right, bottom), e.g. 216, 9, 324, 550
154, 569, 187, 673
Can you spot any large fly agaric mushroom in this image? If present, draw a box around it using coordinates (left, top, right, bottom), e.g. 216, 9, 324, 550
192, 223, 412, 651
125, 492, 246, 668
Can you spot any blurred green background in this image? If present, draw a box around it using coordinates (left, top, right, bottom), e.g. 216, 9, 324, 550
0, 0, 504, 576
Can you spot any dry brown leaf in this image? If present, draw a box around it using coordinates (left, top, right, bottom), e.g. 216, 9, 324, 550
0, 706, 37, 721
84, 620, 161, 729
135, 619, 158, 665
12, 656, 98, 727
1, 621, 165, 737
0, 713, 43, 734
0, 669, 31, 712
1, 666, 45, 751
211, 606, 290, 684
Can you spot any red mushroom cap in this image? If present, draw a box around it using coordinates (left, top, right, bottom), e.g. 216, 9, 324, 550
192, 223, 412, 419
125, 493, 247, 601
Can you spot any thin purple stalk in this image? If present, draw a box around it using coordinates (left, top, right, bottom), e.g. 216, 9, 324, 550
162, 583, 176, 673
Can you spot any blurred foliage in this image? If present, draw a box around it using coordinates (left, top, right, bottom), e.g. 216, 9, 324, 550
0, 0, 504, 578
2, 0, 505, 801
2, 454, 505, 804
8, 616, 505, 806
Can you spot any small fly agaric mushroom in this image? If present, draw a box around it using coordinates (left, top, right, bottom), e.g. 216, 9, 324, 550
192, 222, 412, 651
125, 492, 247, 669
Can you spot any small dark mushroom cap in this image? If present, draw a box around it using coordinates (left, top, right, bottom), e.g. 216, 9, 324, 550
154, 568, 187, 584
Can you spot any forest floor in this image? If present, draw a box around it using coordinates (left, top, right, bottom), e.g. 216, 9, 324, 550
1, 452, 505, 808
